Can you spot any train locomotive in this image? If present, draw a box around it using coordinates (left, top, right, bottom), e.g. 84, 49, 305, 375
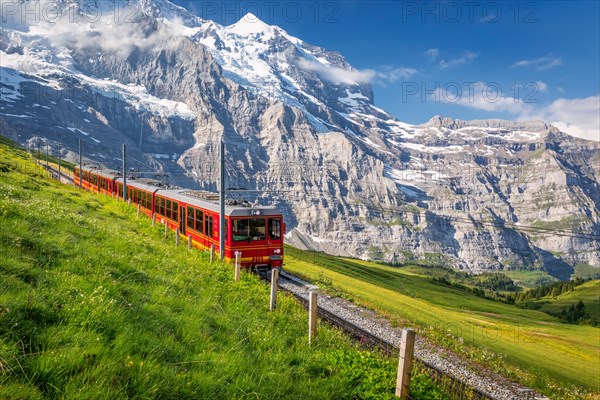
74, 167, 284, 269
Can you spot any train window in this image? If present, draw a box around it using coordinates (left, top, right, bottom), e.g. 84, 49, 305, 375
205, 215, 213, 238
172, 201, 178, 221
268, 218, 281, 240
195, 210, 203, 233
232, 219, 266, 241
156, 197, 163, 216
187, 207, 195, 230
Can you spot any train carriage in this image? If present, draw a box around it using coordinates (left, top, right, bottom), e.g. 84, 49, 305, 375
157, 190, 285, 268
74, 167, 115, 195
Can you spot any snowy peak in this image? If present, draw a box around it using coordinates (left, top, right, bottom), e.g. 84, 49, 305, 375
227, 13, 277, 37
185, 7, 376, 133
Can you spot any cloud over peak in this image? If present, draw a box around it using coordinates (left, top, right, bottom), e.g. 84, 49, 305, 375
298, 60, 417, 85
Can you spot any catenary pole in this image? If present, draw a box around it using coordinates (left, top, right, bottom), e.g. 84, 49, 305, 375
78, 139, 82, 188
219, 138, 225, 260
122, 143, 127, 201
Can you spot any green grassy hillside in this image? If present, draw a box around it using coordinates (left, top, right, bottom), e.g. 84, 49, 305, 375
0, 137, 450, 400
533, 280, 600, 324
283, 247, 600, 399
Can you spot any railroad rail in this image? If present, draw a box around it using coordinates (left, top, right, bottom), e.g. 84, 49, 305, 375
40, 163, 74, 183
255, 268, 496, 400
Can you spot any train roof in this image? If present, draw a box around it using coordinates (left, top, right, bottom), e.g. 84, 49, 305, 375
118, 179, 160, 193
158, 189, 281, 217
80, 168, 119, 180
83, 170, 280, 218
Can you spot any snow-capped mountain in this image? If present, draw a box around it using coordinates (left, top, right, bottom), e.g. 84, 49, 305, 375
1, 0, 599, 277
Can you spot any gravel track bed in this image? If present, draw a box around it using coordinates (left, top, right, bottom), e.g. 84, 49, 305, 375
278, 271, 548, 400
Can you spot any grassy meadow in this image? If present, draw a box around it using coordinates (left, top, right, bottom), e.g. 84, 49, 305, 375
532, 280, 600, 323
283, 247, 600, 399
0, 136, 452, 399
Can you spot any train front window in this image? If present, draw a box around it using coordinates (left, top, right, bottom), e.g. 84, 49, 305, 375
233, 219, 266, 242
269, 218, 281, 240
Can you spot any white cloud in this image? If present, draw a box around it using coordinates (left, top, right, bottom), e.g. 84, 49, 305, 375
1, 0, 185, 59
298, 59, 374, 84
510, 55, 562, 71
298, 60, 417, 85
373, 66, 418, 84
541, 97, 600, 142
424, 48, 439, 60
433, 83, 599, 141
439, 51, 479, 69
535, 81, 548, 92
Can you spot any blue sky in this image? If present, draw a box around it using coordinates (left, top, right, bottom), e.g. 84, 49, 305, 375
173, 1, 600, 140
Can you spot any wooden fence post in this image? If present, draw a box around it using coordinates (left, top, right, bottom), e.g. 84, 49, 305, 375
234, 252, 241, 282
137, 204, 140, 218
152, 213, 156, 227
395, 328, 416, 399
210, 244, 215, 263
308, 291, 317, 344
175, 228, 179, 246
270, 268, 279, 311
188, 235, 192, 251
164, 221, 168, 238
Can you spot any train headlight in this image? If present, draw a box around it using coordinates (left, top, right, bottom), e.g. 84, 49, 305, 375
274, 249, 281, 254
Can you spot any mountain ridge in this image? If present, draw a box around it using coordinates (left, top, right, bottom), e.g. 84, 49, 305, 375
1, 0, 598, 276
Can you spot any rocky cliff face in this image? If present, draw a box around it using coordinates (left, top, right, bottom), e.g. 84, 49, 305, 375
1, 0, 598, 277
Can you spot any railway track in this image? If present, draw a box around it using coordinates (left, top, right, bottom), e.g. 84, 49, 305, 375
41, 163, 74, 183
255, 268, 535, 400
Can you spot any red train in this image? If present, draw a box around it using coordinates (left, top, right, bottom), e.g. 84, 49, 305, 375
74, 167, 284, 268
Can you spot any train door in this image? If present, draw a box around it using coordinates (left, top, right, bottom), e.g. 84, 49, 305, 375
179, 205, 186, 235
253, 218, 269, 267
267, 217, 283, 267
